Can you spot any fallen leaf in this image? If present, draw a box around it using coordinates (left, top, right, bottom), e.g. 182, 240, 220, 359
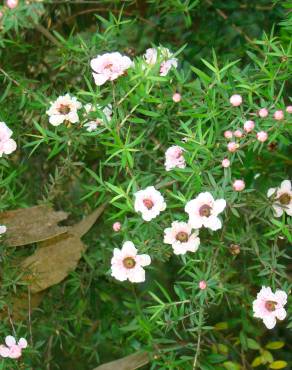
21, 204, 105, 293
0, 205, 68, 247
93, 351, 149, 370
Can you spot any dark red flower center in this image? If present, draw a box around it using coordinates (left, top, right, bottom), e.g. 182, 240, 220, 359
199, 204, 211, 217
176, 231, 189, 242
278, 193, 290, 205
58, 104, 70, 115
265, 300, 277, 312
143, 198, 154, 210
123, 257, 136, 269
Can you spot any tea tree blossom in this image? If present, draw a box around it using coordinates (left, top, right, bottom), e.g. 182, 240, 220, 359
227, 142, 239, 153
229, 94, 242, 106
0, 336, 27, 359
144, 46, 178, 76
165, 145, 186, 171
46, 94, 82, 126
286, 106, 292, 114
113, 222, 121, 232
0, 122, 17, 157
273, 110, 284, 121
253, 286, 287, 329
234, 129, 243, 138
111, 241, 151, 283
163, 221, 200, 255
134, 186, 166, 221
185, 192, 226, 231
224, 130, 233, 139
199, 280, 207, 290
243, 120, 255, 133
172, 93, 181, 102
257, 131, 268, 142
258, 108, 269, 118
84, 119, 103, 132
222, 158, 230, 168
0, 225, 7, 236
267, 180, 292, 217
90, 52, 133, 86
6, 0, 18, 8
233, 180, 245, 191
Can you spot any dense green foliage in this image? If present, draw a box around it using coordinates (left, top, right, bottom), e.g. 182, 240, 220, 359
0, 1, 291, 369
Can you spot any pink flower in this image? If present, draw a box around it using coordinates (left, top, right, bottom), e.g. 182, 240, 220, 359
258, 108, 269, 118
0, 225, 7, 236
144, 48, 157, 65
199, 280, 207, 290
163, 221, 200, 255
221, 158, 230, 168
165, 145, 186, 171
134, 186, 166, 221
46, 94, 82, 126
257, 131, 268, 142
234, 129, 243, 138
227, 142, 239, 153
0, 122, 17, 157
172, 93, 181, 103
6, 0, 18, 9
0, 336, 27, 359
90, 52, 133, 86
273, 110, 284, 121
110, 241, 151, 283
253, 286, 287, 329
144, 47, 178, 76
185, 192, 226, 231
243, 120, 255, 133
113, 222, 121, 232
233, 179, 245, 191
286, 106, 292, 114
229, 94, 242, 107
160, 59, 178, 76
224, 130, 233, 139
267, 180, 292, 217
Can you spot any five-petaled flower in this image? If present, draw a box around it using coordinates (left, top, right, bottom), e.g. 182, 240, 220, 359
267, 180, 292, 217
0, 122, 17, 157
163, 221, 200, 255
0, 336, 27, 359
134, 186, 166, 221
253, 286, 287, 329
185, 192, 226, 231
111, 241, 151, 283
46, 94, 82, 126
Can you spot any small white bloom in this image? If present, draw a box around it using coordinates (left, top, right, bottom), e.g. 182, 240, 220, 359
84, 120, 102, 132
111, 241, 151, 283
0, 122, 17, 157
134, 186, 166, 221
164, 221, 200, 255
143, 46, 178, 76
46, 94, 82, 126
0, 225, 7, 235
185, 192, 226, 231
267, 180, 292, 217
253, 286, 287, 329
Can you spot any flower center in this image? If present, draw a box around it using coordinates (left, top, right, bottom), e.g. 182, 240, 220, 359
199, 204, 211, 217
278, 193, 291, 205
143, 198, 154, 210
265, 300, 277, 312
105, 63, 113, 70
58, 104, 71, 115
176, 231, 189, 242
122, 257, 136, 269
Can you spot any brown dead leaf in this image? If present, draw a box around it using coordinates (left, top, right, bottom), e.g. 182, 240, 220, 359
0, 205, 68, 247
93, 351, 149, 370
21, 204, 105, 293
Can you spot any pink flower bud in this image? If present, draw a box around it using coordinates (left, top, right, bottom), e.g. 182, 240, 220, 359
234, 129, 243, 138
222, 158, 230, 168
0, 11, 3, 18
257, 131, 268, 142
172, 93, 181, 103
199, 280, 207, 290
273, 110, 284, 121
6, 0, 18, 8
258, 108, 269, 118
229, 94, 242, 107
224, 130, 233, 139
243, 120, 255, 133
227, 142, 239, 153
233, 179, 245, 192
286, 106, 292, 114
113, 222, 121, 232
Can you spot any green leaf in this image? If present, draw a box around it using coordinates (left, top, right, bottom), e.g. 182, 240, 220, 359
265, 342, 285, 350
247, 338, 261, 350
269, 361, 288, 369
251, 356, 263, 367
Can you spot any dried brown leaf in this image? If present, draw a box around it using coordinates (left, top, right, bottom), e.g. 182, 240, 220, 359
0, 205, 68, 247
93, 351, 149, 370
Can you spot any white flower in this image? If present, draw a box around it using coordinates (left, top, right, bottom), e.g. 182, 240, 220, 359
84, 120, 102, 132
185, 192, 226, 231
134, 186, 166, 221
90, 52, 133, 86
111, 241, 151, 283
143, 46, 178, 76
164, 146, 186, 171
267, 180, 292, 217
164, 221, 200, 255
0, 335, 27, 359
46, 94, 82, 126
0, 225, 7, 236
253, 286, 287, 329
0, 122, 17, 157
